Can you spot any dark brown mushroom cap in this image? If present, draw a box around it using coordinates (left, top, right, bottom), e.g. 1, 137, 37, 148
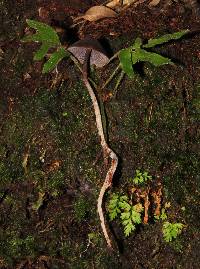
67, 38, 109, 68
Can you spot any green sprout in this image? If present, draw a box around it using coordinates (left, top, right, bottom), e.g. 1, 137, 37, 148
130, 169, 152, 185
120, 202, 143, 237
154, 203, 184, 242
162, 222, 184, 242
154, 208, 168, 221
108, 193, 128, 220
108, 193, 143, 237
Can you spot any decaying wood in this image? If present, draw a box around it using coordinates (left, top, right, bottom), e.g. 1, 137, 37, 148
143, 188, 150, 224
152, 183, 162, 217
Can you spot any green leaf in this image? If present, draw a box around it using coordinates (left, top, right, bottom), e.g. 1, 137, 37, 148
162, 222, 184, 242
143, 30, 189, 48
160, 208, 168, 220
120, 195, 129, 201
124, 222, 135, 237
119, 49, 135, 78
33, 43, 50, 61
42, 48, 69, 73
24, 19, 60, 46
136, 170, 142, 176
122, 219, 131, 225
121, 211, 131, 220
134, 49, 173, 66
108, 193, 121, 220
119, 201, 131, 210
132, 37, 142, 49
109, 210, 118, 221
131, 210, 141, 224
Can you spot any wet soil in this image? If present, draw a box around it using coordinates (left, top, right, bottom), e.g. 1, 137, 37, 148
0, 0, 200, 268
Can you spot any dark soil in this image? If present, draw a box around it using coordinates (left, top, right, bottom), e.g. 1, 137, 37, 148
0, 0, 200, 268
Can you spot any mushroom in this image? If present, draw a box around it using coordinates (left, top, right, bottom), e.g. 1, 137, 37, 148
67, 38, 109, 68
67, 39, 118, 249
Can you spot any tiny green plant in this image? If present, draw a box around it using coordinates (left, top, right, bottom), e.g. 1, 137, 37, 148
154, 207, 168, 221
108, 193, 143, 236
129, 169, 152, 185
162, 222, 184, 242
73, 196, 90, 222
120, 202, 143, 236
118, 30, 189, 78
154, 203, 184, 242
108, 192, 128, 220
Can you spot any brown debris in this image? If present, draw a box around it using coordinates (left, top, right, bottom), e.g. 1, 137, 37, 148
152, 182, 162, 217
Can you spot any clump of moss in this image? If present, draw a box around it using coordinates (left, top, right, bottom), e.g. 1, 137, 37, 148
73, 195, 91, 222
0, 231, 37, 266
47, 170, 66, 194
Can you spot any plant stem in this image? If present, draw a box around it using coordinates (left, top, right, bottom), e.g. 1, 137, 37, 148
82, 49, 118, 249
102, 64, 121, 90
113, 70, 125, 98
71, 55, 97, 89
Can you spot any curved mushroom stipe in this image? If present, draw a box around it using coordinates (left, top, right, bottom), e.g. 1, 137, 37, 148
83, 70, 118, 249
68, 38, 109, 68
78, 46, 118, 248
97, 150, 118, 249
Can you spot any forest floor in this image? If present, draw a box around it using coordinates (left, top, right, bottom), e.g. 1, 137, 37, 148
0, 0, 200, 268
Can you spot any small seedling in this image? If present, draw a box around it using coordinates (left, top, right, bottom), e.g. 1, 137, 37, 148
162, 222, 184, 242
154, 202, 184, 242
108, 192, 128, 220
129, 169, 152, 185
154, 208, 168, 221
108, 192, 143, 237
120, 202, 143, 237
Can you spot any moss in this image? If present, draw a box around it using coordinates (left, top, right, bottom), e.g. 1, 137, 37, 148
47, 170, 65, 193
73, 195, 91, 222
59, 242, 71, 258
0, 232, 37, 266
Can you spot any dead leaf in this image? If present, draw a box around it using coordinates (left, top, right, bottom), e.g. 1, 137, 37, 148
164, 202, 171, 208
149, 0, 160, 6
106, 0, 121, 8
81, 6, 117, 22
123, 0, 138, 5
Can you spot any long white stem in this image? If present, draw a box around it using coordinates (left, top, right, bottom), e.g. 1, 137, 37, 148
82, 52, 118, 249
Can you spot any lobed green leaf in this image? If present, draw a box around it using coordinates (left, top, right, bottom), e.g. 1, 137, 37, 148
133, 49, 173, 66
121, 211, 131, 220
124, 222, 135, 237
42, 48, 69, 73
132, 37, 142, 49
119, 201, 131, 210
131, 210, 142, 224
119, 48, 135, 78
25, 19, 60, 46
33, 43, 50, 61
143, 30, 189, 48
